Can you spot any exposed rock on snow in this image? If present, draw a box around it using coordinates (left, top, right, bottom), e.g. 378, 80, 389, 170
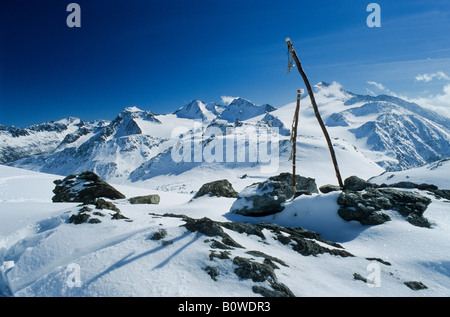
230, 173, 318, 217
94, 198, 121, 212
404, 281, 428, 291
52, 171, 126, 204
193, 179, 239, 199
337, 187, 432, 227
378, 181, 450, 201
163, 213, 353, 297
128, 194, 161, 205
67, 196, 129, 224
232, 256, 295, 297
343, 175, 377, 191
319, 184, 341, 194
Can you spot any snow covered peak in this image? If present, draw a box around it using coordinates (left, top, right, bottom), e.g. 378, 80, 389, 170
174, 100, 222, 121
313, 81, 354, 101
99, 107, 161, 139
122, 106, 142, 113
219, 98, 276, 122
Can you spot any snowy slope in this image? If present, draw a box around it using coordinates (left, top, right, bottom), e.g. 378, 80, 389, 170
1, 165, 449, 297
369, 158, 450, 189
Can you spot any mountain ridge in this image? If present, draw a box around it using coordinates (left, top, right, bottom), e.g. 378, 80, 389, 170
2, 82, 449, 184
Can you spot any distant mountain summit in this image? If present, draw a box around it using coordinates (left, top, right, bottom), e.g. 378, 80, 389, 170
174, 100, 225, 121
218, 98, 276, 122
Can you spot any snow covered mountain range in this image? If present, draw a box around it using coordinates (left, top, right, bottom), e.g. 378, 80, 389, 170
1, 82, 449, 188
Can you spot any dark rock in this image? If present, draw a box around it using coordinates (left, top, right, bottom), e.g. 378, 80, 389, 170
149, 229, 167, 240
366, 258, 391, 266
231, 173, 318, 217
94, 198, 120, 212
79, 206, 92, 212
209, 250, 231, 261
221, 222, 266, 240
203, 266, 219, 281
337, 187, 432, 227
377, 188, 431, 217
88, 218, 102, 224
343, 176, 376, 191
181, 217, 243, 248
407, 214, 432, 228
52, 171, 125, 204
129, 194, 160, 205
353, 273, 367, 283
338, 205, 391, 226
245, 250, 288, 267
388, 181, 438, 191
252, 284, 295, 298
404, 281, 428, 291
429, 189, 450, 201
194, 179, 238, 199
208, 239, 234, 250
68, 212, 91, 225
233, 256, 295, 297
111, 212, 130, 220
233, 256, 277, 283
319, 184, 341, 194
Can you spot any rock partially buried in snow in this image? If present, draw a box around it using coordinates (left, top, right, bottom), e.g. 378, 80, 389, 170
129, 194, 160, 205
52, 171, 126, 204
337, 187, 432, 227
319, 184, 342, 194
343, 175, 377, 191
230, 173, 318, 217
193, 179, 238, 199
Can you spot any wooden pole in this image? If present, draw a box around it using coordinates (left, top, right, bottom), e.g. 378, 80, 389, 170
286, 38, 344, 189
292, 88, 301, 192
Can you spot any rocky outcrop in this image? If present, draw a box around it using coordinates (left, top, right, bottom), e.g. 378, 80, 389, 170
52, 171, 125, 204
230, 173, 318, 217
67, 197, 129, 225
337, 176, 433, 227
193, 179, 238, 199
319, 184, 341, 194
162, 213, 353, 297
343, 175, 377, 191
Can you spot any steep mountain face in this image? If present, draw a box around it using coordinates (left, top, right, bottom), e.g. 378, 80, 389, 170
174, 100, 225, 121
9, 107, 166, 180
0, 118, 107, 164
218, 98, 276, 122
321, 86, 450, 171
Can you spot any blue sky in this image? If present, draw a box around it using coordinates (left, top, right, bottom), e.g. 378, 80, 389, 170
1, 0, 450, 127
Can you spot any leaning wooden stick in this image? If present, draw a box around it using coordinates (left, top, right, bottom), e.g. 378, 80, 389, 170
291, 88, 301, 192
286, 37, 344, 188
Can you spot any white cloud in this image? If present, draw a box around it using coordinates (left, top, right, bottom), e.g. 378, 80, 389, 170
366, 81, 399, 97
367, 81, 387, 91
409, 83, 450, 118
220, 96, 238, 105
415, 71, 450, 82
